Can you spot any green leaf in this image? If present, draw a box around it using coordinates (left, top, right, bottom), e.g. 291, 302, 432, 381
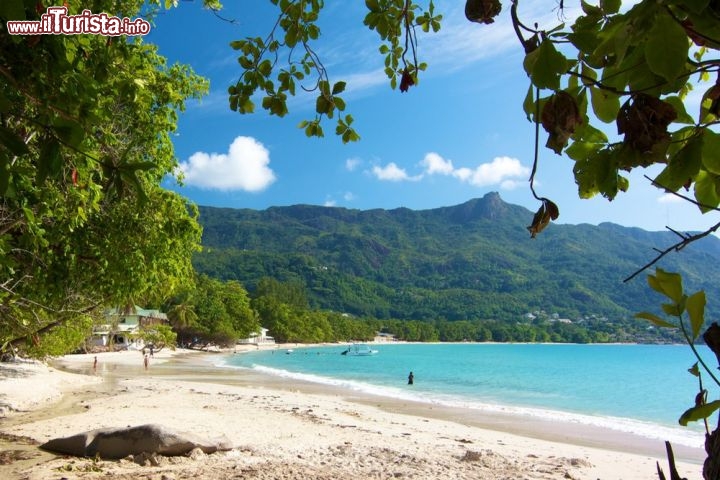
700, 90, 719, 124
580, 63, 597, 87
365, 0, 381, 13
572, 147, 623, 200
0, 125, 29, 156
679, 400, 720, 426
258, 60, 272, 77
688, 363, 700, 377
22, 206, 35, 225
238, 57, 253, 69
580, 0, 603, 16
308, 25, 320, 40
528, 41, 569, 90
286, 27, 298, 47
0, 151, 9, 195
573, 149, 609, 199
701, 130, 720, 175
240, 98, 255, 114
647, 269, 684, 304
566, 141, 601, 162
575, 123, 608, 144
589, 87, 620, 123
592, 17, 630, 67
37, 138, 61, 183
272, 98, 288, 117
676, 0, 710, 14
664, 96, 695, 125
635, 311, 676, 328
523, 83, 535, 122
0, 0, 25, 21
694, 170, 720, 212
661, 302, 685, 317
316, 96, 330, 115
52, 119, 85, 149
686, 290, 706, 341
654, 135, 703, 192
0, 90, 10, 114
332, 81, 346, 95
644, 13, 689, 84
600, 0, 621, 14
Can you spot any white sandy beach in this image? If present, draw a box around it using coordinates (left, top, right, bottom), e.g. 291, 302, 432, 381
0, 347, 706, 479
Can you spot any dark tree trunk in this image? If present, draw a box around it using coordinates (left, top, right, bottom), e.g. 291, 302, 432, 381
705, 429, 720, 480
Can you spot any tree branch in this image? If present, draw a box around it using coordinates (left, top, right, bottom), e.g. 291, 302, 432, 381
623, 220, 720, 282
646, 174, 720, 214
529, 85, 542, 201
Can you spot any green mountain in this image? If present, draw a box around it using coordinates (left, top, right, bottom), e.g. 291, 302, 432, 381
193, 192, 720, 323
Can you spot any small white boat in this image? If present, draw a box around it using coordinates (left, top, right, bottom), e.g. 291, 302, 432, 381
286, 349, 294, 354
341, 344, 378, 356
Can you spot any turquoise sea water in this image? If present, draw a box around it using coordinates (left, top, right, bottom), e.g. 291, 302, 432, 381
220, 343, 714, 448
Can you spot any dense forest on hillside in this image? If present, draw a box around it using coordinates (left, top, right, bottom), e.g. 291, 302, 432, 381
192, 193, 720, 339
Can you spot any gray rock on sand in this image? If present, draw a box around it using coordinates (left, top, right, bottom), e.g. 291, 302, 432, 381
40, 424, 233, 459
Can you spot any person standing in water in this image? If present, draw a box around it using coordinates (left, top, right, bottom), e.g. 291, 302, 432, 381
408, 371, 414, 385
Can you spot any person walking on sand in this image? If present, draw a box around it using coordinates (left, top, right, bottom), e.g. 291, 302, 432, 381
93, 356, 97, 371
408, 371, 414, 385
144, 353, 149, 370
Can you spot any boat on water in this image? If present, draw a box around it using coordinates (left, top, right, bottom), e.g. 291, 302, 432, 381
341, 344, 378, 356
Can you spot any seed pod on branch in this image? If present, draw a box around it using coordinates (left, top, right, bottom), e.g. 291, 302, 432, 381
399, 68, 414, 93
703, 322, 720, 367
527, 198, 560, 238
465, 0, 502, 24
541, 91, 582, 155
616, 93, 676, 154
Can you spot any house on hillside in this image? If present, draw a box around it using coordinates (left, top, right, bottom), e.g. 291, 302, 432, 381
237, 327, 275, 345
374, 332, 396, 342
89, 306, 169, 350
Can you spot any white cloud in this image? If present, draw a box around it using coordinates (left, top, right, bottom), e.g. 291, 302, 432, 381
657, 193, 684, 204
178, 136, 276, 191
500, 179, 525, 190
421, 152, 455, 175
464, 156, 530, 187
452, 167, 473, 182
372, 162, 420, 182
367, 154, 529, 189
325, 191, 355, 206
346, 157, 362, 171
421, 153, 529, 189
341, 68, 388, 94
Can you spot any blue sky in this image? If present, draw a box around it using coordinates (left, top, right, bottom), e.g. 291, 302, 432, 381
144, 0, 716, 234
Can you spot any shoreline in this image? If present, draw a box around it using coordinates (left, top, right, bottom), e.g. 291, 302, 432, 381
0, 347, 706, 479
219, 343, 705, 456
205, 346, 706, 462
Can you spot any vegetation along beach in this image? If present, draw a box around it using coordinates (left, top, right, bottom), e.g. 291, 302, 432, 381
3, 0, 720, 479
